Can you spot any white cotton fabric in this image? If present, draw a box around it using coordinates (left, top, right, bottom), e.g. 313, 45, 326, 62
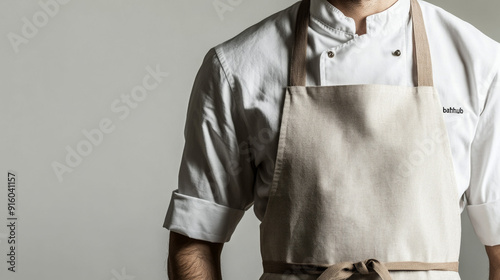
163, 0, 500, 246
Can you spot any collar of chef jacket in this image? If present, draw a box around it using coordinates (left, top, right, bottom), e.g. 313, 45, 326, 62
310, 0, 411, 36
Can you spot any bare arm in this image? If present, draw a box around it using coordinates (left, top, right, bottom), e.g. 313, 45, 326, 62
168, 231, 224, 280
486, 245, 500, 280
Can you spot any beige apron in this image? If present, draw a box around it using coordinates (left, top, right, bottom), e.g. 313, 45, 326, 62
259, 0, 462, 279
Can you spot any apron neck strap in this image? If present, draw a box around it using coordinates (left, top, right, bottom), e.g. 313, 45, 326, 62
289, 0, 434, 87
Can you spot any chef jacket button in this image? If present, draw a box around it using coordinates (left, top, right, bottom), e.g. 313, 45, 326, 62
392, 49, 401, 56
327, 51, 335, 58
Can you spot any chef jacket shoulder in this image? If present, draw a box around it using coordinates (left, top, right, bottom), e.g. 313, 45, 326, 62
420, 0, 500, 102
214, 1, 299, 98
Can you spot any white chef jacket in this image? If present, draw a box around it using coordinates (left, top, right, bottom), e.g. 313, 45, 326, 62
163, 0, 500, 246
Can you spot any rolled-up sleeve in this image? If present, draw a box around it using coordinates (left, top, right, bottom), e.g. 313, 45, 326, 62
163, 47, 256, 243
466, 47, 500, 246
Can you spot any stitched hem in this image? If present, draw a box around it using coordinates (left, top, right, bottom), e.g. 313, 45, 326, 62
466, 198, 500, 246
163, 190, 245, 243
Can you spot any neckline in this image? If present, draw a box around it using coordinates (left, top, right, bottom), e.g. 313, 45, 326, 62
290, 0, 434, 88
310, 0, 411, 36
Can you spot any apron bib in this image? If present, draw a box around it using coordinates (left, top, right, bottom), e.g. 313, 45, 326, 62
259, 0, 462, 279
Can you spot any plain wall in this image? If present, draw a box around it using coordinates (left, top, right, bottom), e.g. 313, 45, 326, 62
0, 0, 498, 279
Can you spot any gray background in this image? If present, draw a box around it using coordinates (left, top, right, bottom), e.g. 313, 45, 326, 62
0, 0, 497, 279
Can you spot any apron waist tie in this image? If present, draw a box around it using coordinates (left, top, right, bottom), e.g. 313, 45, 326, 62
263, 259, 459, 280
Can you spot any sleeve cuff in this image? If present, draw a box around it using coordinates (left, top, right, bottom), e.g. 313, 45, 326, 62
466, 199, 500, 246
163, 190, 245, 243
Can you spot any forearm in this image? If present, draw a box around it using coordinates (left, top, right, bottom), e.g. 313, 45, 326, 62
486, 245, 500, 280
168, 231, 223, 280
491, 267, 500, 280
